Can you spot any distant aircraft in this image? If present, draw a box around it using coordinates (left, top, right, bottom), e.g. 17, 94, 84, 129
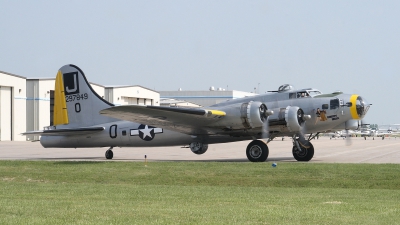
374, 125, 400, 139
23, 64, 371, 162
326, 130, 351, 139
351, 123, 375, 138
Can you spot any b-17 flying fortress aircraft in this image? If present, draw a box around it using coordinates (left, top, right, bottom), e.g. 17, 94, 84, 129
23, 65, 371, 162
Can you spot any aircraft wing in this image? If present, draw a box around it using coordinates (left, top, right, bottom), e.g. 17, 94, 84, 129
100, 105, 226, 135
22, 127, 105, 136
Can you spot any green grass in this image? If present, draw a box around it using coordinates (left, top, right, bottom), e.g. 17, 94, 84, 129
1, 161, 399, 224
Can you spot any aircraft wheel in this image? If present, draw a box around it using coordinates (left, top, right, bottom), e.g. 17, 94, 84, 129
246, 140, 269, 162
292, 142, 314, 161
190, 142, 208, 155
105, 149, 114, 159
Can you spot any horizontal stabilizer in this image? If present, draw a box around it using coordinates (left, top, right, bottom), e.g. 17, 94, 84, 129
22, 127, 104, 136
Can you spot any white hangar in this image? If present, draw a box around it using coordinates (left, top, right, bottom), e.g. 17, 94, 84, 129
159, 88, 258, 107
0, 70, 159, 141
105, 85, 160, 106
0, 71, 26, 141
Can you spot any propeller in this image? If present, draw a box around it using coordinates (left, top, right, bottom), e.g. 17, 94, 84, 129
345, 129, 352, 146
259, 104, 273, 140
345, 119, 369, 146
297, 109, 312, 148
262, 116, 270, 140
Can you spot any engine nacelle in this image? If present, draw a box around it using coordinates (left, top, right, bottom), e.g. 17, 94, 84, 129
285, 106, 305, 132
268, 106, 305, 133
240, 101, 269, 129
213, 101, 271, 130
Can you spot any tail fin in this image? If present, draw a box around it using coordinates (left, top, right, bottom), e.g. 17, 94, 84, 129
53, 64, 118, 128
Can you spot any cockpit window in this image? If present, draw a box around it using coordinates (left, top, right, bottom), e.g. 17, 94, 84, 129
330, 99, 339, 110
308, 91, 321, 97
296, 91, 309, 98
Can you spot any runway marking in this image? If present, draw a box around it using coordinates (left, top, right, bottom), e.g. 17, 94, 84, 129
317, 142, 400, 158
357, 150, 400, 163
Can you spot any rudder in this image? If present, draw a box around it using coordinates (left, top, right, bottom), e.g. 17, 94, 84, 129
53, 64, 118, 128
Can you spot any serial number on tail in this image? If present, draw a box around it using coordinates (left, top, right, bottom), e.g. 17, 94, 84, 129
66, 93, 88, 102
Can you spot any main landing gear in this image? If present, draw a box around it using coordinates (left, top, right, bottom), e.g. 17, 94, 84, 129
105, 147, 114, 159
246, 140, 269, 162
245, 133, 318, 162
291, 134, 317, 161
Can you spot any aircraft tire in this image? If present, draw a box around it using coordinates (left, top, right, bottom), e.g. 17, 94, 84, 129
105, 150, 114, 159
292, 142, 314, 161
190, 142, 208, 155
246, 140, 269, 162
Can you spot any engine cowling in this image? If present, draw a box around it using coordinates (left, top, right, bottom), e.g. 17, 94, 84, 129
284, 106, 305, 132
267, 106, 306, 133
212, 101, 271, 130
240, 101, 269, 129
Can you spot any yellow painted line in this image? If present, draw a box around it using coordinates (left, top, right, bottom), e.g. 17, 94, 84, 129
349, 94, 360, 120
207, 110, 226, 116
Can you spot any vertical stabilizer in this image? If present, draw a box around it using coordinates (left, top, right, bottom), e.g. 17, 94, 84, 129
53, 64, 118, 128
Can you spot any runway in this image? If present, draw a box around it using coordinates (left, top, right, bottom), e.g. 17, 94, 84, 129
1, 136, 400, 163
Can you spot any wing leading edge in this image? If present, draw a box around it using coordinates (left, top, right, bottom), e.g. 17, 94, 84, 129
100, 105, 226, 135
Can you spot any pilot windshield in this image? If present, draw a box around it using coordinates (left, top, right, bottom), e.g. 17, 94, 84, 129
308, 91, 321, 97
297, 92, 309, 98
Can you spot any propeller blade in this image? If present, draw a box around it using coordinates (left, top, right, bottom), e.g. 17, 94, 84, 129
262, 117, 270, 140
345, 129, 352, 146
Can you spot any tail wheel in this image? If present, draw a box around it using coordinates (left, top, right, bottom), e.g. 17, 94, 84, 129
190, 142, 208, 155
246, 140, 269, 162
292, 142, 314, 161
105, 149, 114, 159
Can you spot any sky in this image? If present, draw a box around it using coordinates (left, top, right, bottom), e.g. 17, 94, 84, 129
1, 0, 399, 125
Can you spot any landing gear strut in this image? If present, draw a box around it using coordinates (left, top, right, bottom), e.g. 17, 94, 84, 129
105, 147, 114, 159
246, 140, 269, 162
292, 135, 314, 161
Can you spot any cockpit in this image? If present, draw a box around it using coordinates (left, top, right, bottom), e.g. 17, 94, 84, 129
307, 90, 322, 97
289, 89, 322, 99
274, 84, 322, 99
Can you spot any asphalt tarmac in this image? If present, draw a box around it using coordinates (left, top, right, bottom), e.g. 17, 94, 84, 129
1, 136, 399, 163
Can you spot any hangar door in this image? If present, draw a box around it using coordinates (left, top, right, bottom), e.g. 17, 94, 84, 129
0, 86, 12, 141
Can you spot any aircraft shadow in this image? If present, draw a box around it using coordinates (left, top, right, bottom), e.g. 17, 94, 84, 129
53, 160, 106, 165
136, 156, 296, 163
22, 156, 297, 163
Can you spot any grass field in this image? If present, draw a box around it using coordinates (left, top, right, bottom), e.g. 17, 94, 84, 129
1, 161, 399, 224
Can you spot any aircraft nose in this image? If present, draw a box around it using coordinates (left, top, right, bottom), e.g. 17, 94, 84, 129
349, 95, 371, 120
